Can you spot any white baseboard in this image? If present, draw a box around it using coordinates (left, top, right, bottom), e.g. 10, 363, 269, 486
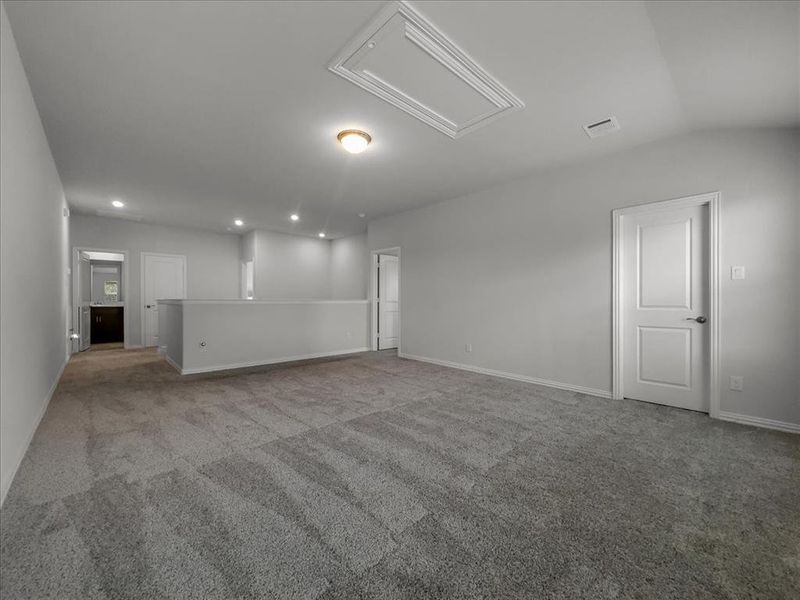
398, 352, 612, 398
164, 354, 182, 374
173, 347, 371, 375
717, 411, 800, 434
0, 359, 67, 507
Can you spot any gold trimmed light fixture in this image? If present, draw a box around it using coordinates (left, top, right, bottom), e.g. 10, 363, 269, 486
337, 129, 371, 154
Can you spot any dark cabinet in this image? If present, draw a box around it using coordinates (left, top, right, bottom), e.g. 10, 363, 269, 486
90, 307, 124, 344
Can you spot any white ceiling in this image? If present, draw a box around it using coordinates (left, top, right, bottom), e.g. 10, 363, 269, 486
5, 0, 798, 238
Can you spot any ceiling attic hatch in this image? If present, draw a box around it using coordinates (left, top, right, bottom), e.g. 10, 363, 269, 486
328, 1, 524, 138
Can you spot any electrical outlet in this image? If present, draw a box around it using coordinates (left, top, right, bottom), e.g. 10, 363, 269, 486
465, 343, 472, 353
729, 375, 743, 391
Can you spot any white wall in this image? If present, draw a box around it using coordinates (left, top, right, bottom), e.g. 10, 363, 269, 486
91, 261, 122, 302
160, 300, 369, 374
368, 128, 800, 427
245, 229, 367, 300
70, 215, 241, 346
331, 233, 368, 299
0, 3, 70, 504
248, 229, 331, 299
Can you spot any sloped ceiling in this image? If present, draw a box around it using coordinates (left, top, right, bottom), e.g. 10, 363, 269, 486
4, 0, 798, 237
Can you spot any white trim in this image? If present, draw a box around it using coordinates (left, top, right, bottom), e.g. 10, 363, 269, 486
370, 247, 401, 352
72, 246, 130, 350
157, 299, 368, 306
171, 347, 370, 376
611, 192, 721, 416
140, 252, 187, 348
717, 411, 800, 434
399, 352, 612, 398
164, 354, 183, 374
328, 1, 523, 138
0, 359, 67, 506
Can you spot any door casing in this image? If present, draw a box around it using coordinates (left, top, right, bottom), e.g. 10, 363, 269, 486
612, 192, 720, 417
71, 247, 130, 350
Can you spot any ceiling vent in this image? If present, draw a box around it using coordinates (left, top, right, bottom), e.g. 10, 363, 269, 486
583, 116, 621, 139
328, 1, 524, 138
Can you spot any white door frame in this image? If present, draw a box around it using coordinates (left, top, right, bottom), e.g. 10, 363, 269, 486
140, 252, 187, 348
71, 246, 130, 350
370, 247, 401, 352
612, 192, 720, 417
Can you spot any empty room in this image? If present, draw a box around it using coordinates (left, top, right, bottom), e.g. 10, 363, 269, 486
1, 1, 798, 598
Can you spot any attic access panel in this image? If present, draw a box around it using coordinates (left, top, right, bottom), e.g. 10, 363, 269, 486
328, 1, 524, 138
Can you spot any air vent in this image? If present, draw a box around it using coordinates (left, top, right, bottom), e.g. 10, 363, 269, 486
583, 116, 620, 139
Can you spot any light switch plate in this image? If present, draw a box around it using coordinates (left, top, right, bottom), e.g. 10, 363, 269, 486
731, 266, 746, 280
729, 375, 744, 391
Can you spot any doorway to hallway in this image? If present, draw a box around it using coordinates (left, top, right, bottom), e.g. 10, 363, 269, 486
371, 248, 400, 352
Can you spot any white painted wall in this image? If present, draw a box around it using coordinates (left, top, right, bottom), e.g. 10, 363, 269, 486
158, 302, 183, 365
368, 128, 800, 427
248, 229, 331, 299
70, 215, 241, 346
331, 233, 368, 299
90, 261, 122, 302
0, 3, 70, 504
159, 300, 369, 374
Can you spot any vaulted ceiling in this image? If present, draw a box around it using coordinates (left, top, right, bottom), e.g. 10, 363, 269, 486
5, 1, 798, 237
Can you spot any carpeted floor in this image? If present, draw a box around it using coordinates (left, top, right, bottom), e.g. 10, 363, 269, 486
1, 348, 798, 599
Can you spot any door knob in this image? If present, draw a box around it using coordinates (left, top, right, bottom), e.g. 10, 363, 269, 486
686, 316, 707, 323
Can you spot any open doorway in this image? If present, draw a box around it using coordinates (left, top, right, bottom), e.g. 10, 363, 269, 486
371, 247, 400, 352
72, 248, 129, 352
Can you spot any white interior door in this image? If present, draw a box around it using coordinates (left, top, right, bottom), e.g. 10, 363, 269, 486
622, 204, 708, 412
378, 254, 399, 350
143, 253, 186, 347
78, 251, 91, 351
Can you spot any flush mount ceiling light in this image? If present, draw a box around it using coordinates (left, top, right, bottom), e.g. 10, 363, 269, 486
111, 199, 125, 208
337, 129, 371, 154
234, 219, 244, 227
318, 232, 326, 238
290, 214, 300, 222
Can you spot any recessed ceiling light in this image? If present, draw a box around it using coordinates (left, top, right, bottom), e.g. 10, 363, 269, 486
337, 129, 371, 154
111, 199, 125, 208
318, 232, 326, 238
358, 213, 366, 218
290, 214, 299, 222
234, 219, 244, 227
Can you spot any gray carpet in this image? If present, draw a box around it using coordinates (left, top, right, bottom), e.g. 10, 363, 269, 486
1, 348, 798, 599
